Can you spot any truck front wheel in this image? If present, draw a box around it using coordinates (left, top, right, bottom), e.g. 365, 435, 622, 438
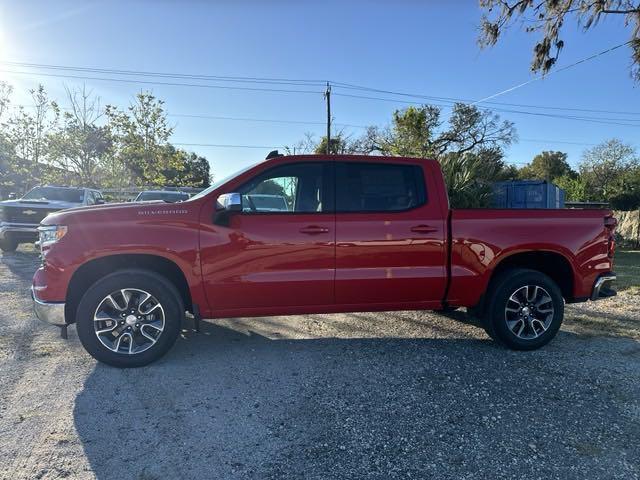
483, 268, 564, 350
76, 269, 184, 367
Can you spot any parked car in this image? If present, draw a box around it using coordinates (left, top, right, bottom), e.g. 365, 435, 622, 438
134, 190, 190, 203
0, 186, 104, 252
242, 194, 289, 212
31, 154, 617, 367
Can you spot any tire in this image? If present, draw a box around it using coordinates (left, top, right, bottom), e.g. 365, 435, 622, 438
76, 269, 184, 367
0, 235, 18, 253
483, 268, 564, 350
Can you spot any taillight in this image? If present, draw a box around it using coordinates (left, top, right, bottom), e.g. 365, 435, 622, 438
605, 215, 617, 259
608, 236, 615, 258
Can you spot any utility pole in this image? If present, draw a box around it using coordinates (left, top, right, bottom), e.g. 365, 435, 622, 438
324, 82, 331, 155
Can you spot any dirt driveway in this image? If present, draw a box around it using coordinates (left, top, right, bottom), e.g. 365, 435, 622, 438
1, 248, 639, 480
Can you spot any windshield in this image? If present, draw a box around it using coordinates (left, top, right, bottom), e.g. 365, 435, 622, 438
136, 192, 189, 202
22, 187, 85, 203
187, 162, 259, 202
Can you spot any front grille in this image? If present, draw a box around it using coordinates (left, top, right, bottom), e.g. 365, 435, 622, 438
3, 206, 59, 224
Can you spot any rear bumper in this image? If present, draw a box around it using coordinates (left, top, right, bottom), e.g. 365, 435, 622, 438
31, 287, 66, 326
590, 273, 617, 301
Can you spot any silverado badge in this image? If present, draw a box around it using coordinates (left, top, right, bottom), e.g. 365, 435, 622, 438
22, 210, 37, 215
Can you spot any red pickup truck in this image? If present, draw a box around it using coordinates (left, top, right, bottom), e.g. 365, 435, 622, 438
31, 154, 617, 367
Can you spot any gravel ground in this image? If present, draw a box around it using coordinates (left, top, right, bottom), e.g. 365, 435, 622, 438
0, 247, 639, 480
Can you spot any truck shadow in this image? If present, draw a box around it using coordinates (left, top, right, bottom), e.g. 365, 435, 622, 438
73, 319, 640, 480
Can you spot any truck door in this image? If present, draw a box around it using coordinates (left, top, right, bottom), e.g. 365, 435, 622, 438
200, 161, 335, 311
334, 160, 447, 307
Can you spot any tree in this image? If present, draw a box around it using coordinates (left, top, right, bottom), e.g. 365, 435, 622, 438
518, 151, 575, 181
0, 82, 12, 121
105, 92, 175, 185
579, 139, 638, 200
609, 164, 640, 208
314, 134, 362, 155
479, 1, 640, 80
0, 82, 14, 197
361, 103, 516, 158
253, 179, 286, 196
48, 86, 111, 186
554, 174, 588, 201
440, 147, 516, 208
3, 85, 59, 189
161, 147, 211, 188
179, 152, 211, 188
285, 131, 361, 155
609, 190, 640, 209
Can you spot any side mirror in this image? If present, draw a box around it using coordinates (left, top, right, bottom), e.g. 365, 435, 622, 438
214, 193, 242, 226
216, 193, 242, 212
95, 198, 106, 205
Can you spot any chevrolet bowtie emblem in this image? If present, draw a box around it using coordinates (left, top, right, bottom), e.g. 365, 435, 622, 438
22, 210, 37, 215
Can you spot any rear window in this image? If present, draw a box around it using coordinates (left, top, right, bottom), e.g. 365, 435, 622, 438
22, 187, 85, 203
336, 163, 426, 212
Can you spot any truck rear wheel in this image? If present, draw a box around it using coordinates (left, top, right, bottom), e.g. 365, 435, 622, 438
483, 268, 564, 350
76, 269, 184, 367
0, 235, 18, 253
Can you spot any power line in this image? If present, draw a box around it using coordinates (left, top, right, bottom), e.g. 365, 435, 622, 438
0, 60, 328, 87
11, 103, 368, 129
333, 83, 640, 117
519, 138, 598, 146
0, 69, 323, 95
172, 142, 282, 149
4, 59, 640, 117
472, 40, 633, 104
168, 112, 367, 129
332, 92, 640, 127
4, 62, 636, 142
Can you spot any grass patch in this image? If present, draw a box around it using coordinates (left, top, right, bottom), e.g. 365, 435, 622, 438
614, 250, 640, 291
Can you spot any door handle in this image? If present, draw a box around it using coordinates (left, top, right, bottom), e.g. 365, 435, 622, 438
410, 225, 438, 234
300, 225, 330, 235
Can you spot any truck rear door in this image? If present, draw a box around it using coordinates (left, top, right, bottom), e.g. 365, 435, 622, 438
334, 159, 447, 307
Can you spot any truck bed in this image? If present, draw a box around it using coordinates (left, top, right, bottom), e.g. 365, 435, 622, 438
447, 208, 614, 307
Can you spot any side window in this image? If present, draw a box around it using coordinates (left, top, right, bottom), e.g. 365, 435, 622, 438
86, 191, 96, 205
238, 163, 329, 213
336, 162, 426, 212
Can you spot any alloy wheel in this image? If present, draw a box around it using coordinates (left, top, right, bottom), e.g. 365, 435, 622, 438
93, 288, 165, 355
504, 285, 554, 340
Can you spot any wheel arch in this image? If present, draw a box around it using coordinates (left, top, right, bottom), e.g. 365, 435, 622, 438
65, 253, 193, 324
473, 249, 575, 316
492, 250, 574, 298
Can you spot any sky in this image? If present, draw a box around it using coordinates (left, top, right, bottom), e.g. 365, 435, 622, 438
0, 0, 638, 180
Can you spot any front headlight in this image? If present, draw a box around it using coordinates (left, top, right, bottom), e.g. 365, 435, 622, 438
37, 225, 68, 247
